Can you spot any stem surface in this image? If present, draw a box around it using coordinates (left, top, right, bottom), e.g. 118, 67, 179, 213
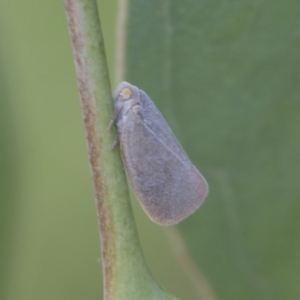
64, 1, 178, 299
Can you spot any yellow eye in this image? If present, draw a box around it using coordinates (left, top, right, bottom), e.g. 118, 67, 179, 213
120, 87, 132, 100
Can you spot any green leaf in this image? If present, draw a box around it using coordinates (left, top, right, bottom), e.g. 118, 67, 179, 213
124, 1, 300, 299
0, 62, 18, 300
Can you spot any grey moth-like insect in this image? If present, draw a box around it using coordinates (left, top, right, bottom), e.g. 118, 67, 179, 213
108, 82, 208, 226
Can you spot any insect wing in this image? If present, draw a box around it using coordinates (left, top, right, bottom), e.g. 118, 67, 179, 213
120, 94, 208, 225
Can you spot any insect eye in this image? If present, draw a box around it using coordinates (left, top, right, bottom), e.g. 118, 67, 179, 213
119, 87, 132, 100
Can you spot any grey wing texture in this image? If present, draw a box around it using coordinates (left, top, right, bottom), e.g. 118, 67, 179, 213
120, 99, 208, 225
138, 90, 191, 164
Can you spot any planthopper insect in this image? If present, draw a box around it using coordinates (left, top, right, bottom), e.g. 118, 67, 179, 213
108, 82, 208, 226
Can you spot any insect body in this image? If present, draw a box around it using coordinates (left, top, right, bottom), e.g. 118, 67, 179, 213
109, 82, 208, 225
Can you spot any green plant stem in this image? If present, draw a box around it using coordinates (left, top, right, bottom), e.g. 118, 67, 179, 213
64, 1, 179, 299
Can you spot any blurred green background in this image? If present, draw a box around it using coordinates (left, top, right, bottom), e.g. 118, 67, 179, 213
1, 1, 300, 300
125, 1, 300, 300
